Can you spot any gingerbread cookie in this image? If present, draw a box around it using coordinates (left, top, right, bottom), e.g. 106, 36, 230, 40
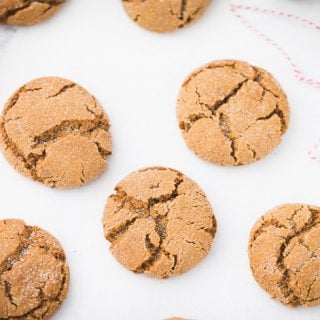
103, 167, 217, 279
0, 219, 70, 319
0, 0, 65, 26
249, 204, 320, 307
0, 77, 112, 188
122, 0, 211, 33
177, 60, 289, 166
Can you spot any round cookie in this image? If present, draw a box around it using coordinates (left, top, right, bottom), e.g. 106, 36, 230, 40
249, 204, 320, 307
177, 60, 289, 166
102, 167, 217, 279
0, 77, 112, 188
0, 219, 70, 319
0, 0, 65, 26
122, 0, 211, 33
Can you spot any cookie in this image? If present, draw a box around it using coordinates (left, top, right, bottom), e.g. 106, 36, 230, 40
0, 77, 112, 188
0, 219, 70, 319
122, 0, 211, 33
0, 0, 65, 26
249, 204, 320, 307
177, 60, 289, 166
103, 167, 217, 279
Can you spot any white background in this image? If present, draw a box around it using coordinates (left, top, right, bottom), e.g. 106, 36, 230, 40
0, 0, 320, 319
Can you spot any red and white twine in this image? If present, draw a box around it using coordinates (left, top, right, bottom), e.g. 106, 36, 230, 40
230, 4, 320, 90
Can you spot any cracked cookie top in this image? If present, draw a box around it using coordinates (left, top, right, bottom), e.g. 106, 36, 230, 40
177, 60, 290, 166
102, 167, 217, 279
0, 0, 65, 26
0, 77, 112, 188
0, 219, 70, 319
122, 0, 211, 33
249, 204, 320, 307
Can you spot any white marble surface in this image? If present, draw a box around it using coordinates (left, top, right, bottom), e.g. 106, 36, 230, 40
0, 0, 320, 319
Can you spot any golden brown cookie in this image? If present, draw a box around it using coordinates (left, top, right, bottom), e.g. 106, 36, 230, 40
103, 167, 217, 279
0, 77, 112, 189
0, 219, 70, 319
177, 60, 290, 166
122, 0, 211, 33
0, 0, 65, 26
249, 204, 320, 307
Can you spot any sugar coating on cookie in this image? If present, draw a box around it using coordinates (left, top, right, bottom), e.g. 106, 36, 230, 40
0, 77, 112, 188
0, 0, 65, 26
177, 60, 289, 166
249, 204, 320, 307
103, 167, 217, 279
0, 219, 70, 319
122, 0, 211, 33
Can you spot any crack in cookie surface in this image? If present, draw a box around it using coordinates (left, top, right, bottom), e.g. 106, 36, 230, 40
105, 171, 183, 276
0, 0, 65, 25
0, 77, 112, 188
0, 219, 69, 319
177, 60, 289, 166
103, 167, 216, 279
122, 0, 211, 32
249, 204, 320, 307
